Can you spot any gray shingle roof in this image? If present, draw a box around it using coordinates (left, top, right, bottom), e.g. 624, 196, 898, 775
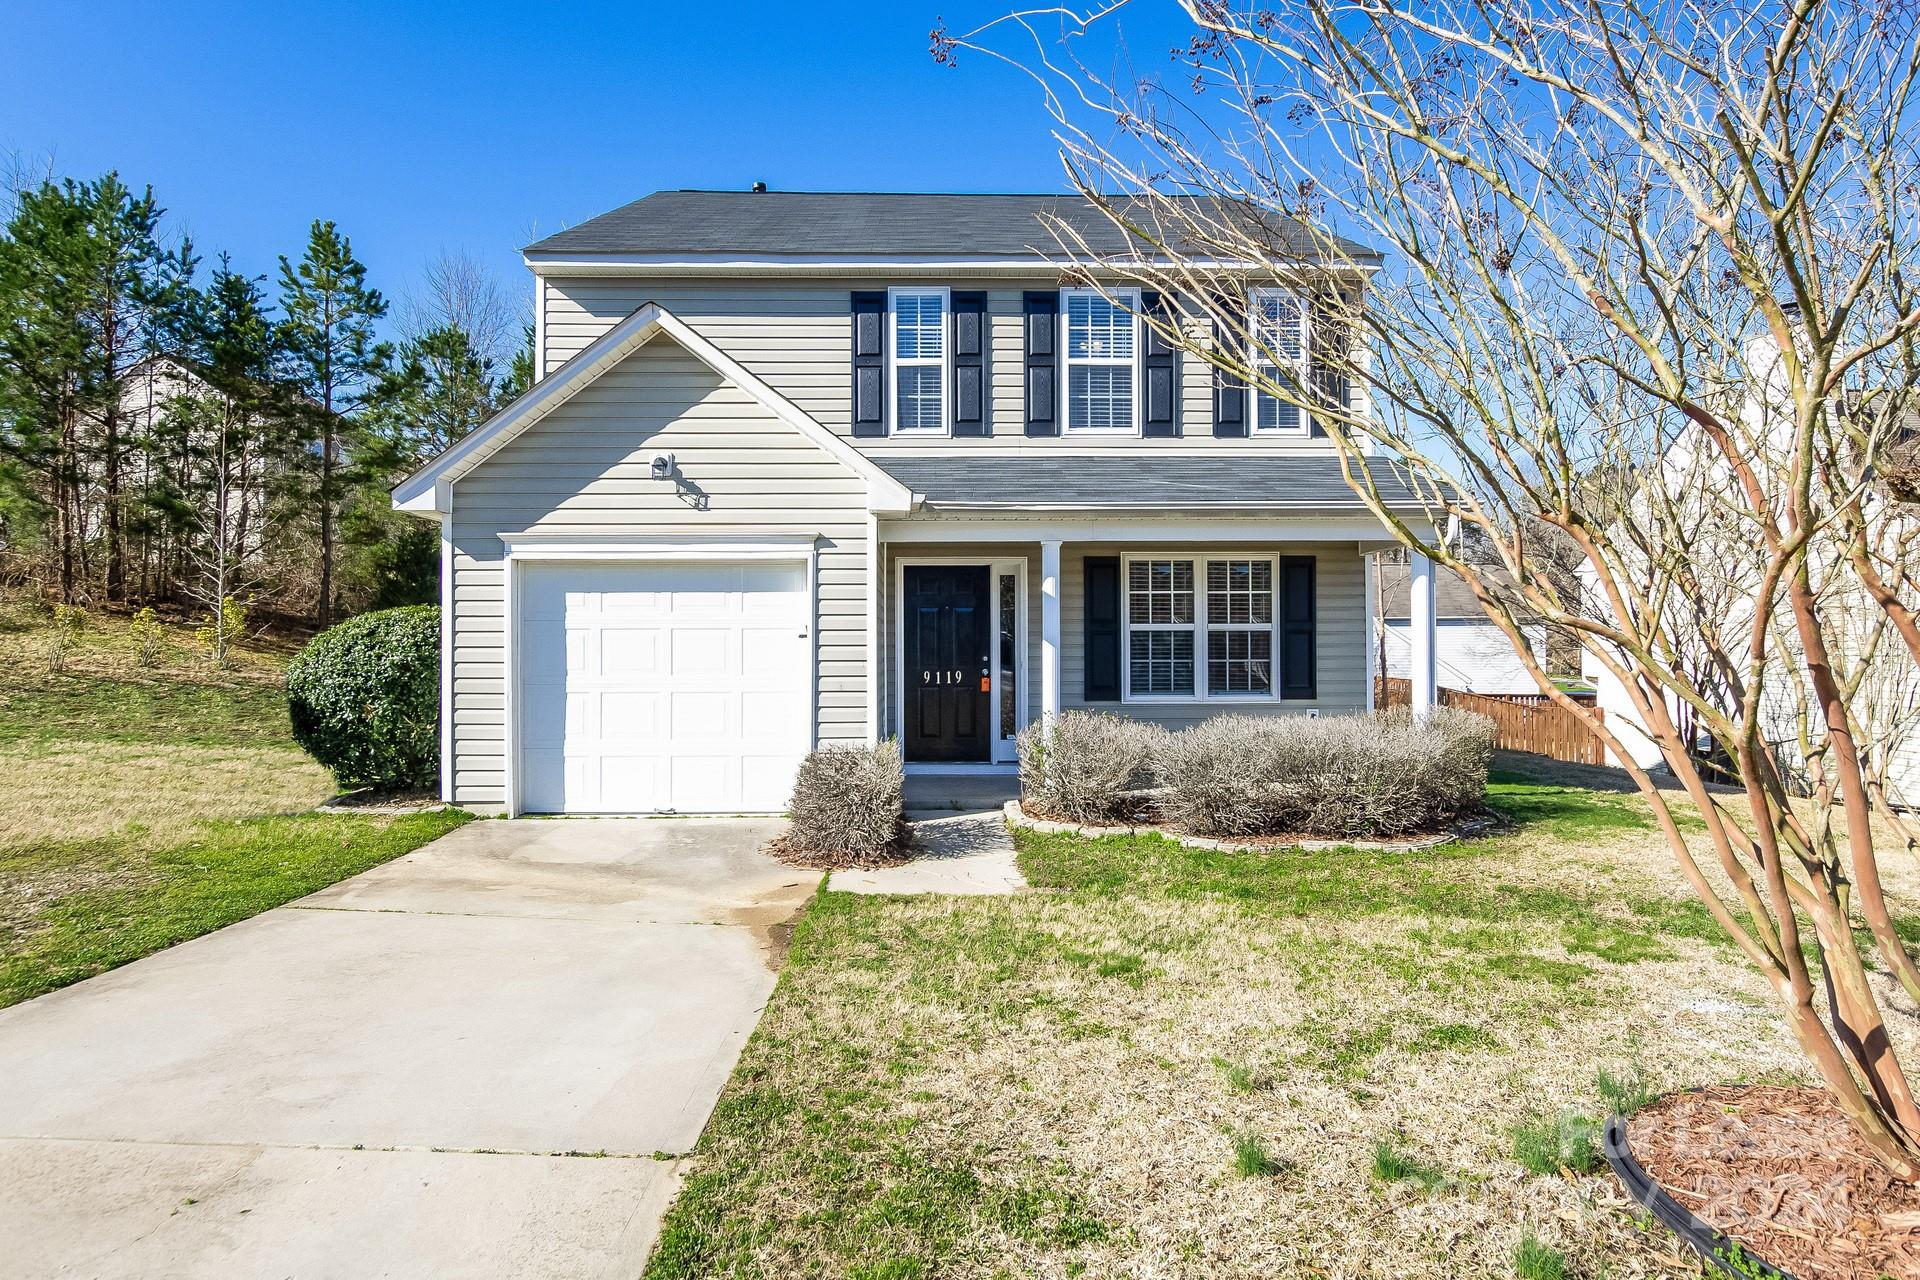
524, 191, 1378, 261
873, 455, 1422, 511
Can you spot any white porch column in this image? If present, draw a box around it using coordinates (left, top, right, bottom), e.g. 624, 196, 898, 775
1409, 550, 1437, 714
1040, 539, 1062, 720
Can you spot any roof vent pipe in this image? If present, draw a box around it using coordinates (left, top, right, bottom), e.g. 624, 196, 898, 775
751, 181, 767, 193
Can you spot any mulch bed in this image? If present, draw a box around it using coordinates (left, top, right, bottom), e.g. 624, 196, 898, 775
1015, 799, 1489, 848
766, 821, 914, 871
1628, 1085, 1920, 1279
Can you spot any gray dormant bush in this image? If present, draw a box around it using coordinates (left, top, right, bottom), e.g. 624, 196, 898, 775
781, 740, 906, 868
1016, 710, 1166, 823
1155, 709, 1493, 840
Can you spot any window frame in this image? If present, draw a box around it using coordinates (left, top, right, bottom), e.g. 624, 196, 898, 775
887, 285, 951, 435
1120, 553, 1283, 703
1060, 285, 1142, 435
1248, 287, 1310, 436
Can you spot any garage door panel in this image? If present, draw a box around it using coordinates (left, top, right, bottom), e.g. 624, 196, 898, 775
518, 559, 810, 814
598, 691, 660, 739
598, 756, 664, 811
742, 754, 802, 811
600, 628, 659, 676
669, 757, 730, 811
669, 691, 731, 740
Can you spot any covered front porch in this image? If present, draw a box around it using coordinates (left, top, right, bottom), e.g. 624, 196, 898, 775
866, 511, 1443, 771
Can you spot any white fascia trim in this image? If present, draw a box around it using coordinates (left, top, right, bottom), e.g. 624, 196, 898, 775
522, 252, 1354, 276
500, 533, 818, 559
391, 302, 914, 516
881, 516, 1439, 543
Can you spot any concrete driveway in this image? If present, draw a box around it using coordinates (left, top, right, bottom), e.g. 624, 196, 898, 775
0, 817, 813, 1279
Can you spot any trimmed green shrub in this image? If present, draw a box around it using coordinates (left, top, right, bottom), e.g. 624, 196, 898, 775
1016, 710, 1166, 823
1153, 707, 1493, 839
779, 740, 906, 868
287, 605, 439, 791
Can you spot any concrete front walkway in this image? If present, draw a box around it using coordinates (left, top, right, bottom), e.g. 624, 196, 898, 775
0, 817, 813, 1279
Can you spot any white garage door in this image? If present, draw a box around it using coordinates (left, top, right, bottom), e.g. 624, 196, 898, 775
518, 560, 810, 814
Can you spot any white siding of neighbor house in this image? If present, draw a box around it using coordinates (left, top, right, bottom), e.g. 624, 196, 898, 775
446, 335, 870, 809
538, 277, 1357, 453
1383, 620, 1546, 696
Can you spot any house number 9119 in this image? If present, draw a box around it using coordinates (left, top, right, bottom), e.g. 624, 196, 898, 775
921, 670, 967, 686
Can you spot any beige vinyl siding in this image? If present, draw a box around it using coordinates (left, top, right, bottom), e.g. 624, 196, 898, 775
539, 277, 1343, 454
446, 336, 870, 809
1061, 542, 1369, 726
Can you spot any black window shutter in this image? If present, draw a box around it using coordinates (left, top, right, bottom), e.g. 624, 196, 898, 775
1023, 290, 1059, 436
1280, 556, 1316, 700
1084, 556, 1122, 701
1308, 292, 1351, 439
1140, 290, 1180, 437
951, 290, 990, 436
851, 291, 887, 437
1212, 289, 1247, 437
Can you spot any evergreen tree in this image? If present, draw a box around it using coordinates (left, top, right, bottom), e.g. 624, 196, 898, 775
173, 258, 293, 644
70, 175, 193, 601
0, 181, 91, 601
278, 220, 386, 626
343, 323, 505, 607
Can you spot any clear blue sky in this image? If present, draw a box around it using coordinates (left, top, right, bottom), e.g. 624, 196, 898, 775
1, 1, 1189, 327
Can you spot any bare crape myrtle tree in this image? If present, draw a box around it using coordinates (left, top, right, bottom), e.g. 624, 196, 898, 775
947, 1, 1920, 1177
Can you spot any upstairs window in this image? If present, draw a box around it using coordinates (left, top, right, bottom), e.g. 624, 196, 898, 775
1063, 287, 1137, 432
890, 287, 948, 432
1249, 289, 1307, 433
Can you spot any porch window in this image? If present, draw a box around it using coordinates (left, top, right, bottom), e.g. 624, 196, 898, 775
1127, 559, 1195, 695
1249, 289, 1307, 433
890, 287, 948, 432
1063, 287, 1137, 431
1124, 556, 1280, 700
1205, 559, 1273, 695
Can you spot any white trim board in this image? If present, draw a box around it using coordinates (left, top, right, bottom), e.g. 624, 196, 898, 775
880, 518, 1437, 544
392, 302, 914, 517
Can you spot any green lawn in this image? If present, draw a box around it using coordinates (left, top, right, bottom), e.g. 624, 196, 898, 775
0, 597, 468, 1009
644, 769, 1864, 1280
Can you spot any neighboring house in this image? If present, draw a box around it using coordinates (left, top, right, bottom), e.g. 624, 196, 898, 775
394, 190, 1442, 815
1373, 553, 1547, 695
1582, 327, 1920, 808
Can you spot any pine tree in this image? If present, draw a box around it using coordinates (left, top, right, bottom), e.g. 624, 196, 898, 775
174, 259, 293, 653
70, 174, 193, 601
0, 181, 91, 601
342, 323, 505, 607
278, 220, 385, 626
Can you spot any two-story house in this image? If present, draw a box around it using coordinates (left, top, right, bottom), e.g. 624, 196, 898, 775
393, 190, 1441, 815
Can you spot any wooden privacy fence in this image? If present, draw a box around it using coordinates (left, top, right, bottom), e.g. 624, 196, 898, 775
1375, 678, 1610, 767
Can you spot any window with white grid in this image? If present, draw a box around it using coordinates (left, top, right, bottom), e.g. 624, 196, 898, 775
890, 288, 947, 432
1206, 560, 1274, 694
1063, 288, 1137, 432
1126, 559, 1194, 695
1250, 289, 1307, 433
1123, 556, 1281, 701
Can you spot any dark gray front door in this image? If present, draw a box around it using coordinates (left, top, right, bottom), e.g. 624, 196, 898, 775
903, 565, 991, 762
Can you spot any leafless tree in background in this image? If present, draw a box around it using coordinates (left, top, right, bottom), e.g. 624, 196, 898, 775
950, 0, 1920, 1176
397, 248, 520, 373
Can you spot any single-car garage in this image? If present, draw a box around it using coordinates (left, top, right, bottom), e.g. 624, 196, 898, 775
516, 558, 812, 814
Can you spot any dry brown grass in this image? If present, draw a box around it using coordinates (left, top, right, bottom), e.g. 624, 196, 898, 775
0, 740, 329, 849
649, 775, 1920, 1279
